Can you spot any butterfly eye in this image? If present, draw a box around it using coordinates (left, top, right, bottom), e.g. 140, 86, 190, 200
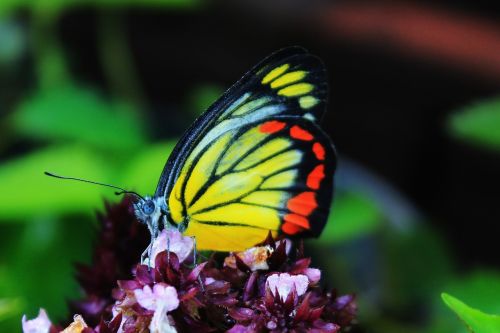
142, 200, 155, 215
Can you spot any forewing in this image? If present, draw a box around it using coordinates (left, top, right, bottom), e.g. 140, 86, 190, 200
155, 47, 328, 198
168, 117, 336, 251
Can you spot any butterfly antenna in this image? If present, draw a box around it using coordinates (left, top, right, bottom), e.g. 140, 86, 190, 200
44, 171, 144, 200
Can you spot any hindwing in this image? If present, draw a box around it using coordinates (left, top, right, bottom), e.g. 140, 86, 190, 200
167, 117, 335, 251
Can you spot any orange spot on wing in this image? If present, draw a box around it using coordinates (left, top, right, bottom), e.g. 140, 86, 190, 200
287, 191, 317, 216
282, 213, 311, 234
260, 121, 286, 133
307, 164, 325, 190
290, 125, 313, 141
281, 222, 303, 235
312, 142, 325, 160
284, 213, 310, 229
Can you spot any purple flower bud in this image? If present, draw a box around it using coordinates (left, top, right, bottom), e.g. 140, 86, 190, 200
305, 268, 321, 284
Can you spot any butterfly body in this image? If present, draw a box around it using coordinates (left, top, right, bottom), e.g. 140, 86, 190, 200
134, 47, 336, 252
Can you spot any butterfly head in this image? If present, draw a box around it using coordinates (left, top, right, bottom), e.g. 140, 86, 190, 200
134, 196, 165, 227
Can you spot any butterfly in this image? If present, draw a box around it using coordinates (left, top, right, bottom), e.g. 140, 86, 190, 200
134, 47, 336, 253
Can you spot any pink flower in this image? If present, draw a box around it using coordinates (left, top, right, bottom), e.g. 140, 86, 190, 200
134, 283, 179, 312
266, 273, 309, 300
305, 267, 321, 284
22, 309, 52, 333
149, 229, 194, 266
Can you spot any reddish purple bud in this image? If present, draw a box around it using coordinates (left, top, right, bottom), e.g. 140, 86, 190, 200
229, 308, 254, 321
117, 280, 141, 291
135, 265, 154, 285
186, 262, 207, 283
243, 272, 258, 302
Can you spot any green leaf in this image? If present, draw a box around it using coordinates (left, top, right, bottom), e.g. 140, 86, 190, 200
442, 293, 500, 333
118, 140, 176, 194
448, 97, 500, 151
10, 85, 147, 151
317, 191, 383, 244
0, 145, 116, 220
444, 271, 500, 315
427, 271, 500, 333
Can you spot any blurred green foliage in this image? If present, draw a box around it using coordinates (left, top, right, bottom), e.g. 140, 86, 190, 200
0, 298, 23, 323
119, 141, 176, 193
0, 20, 24, 64
448, 97, 500, 151
0, 145, 111, 220
185, 84, 225, 117
11, 85, 147, 150
0, 0, 199, 17
319, 191, 383, 244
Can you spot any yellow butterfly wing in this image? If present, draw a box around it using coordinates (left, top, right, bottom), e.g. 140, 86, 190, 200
160, 47, 335, 251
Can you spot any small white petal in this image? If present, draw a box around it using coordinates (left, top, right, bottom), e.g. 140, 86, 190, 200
134, 285, 156, 310
22, 309, 51, 333
149, 304, 178, 333
205, 277, 216, 285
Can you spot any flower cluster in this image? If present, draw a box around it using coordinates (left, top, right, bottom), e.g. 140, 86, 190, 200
22, 197, 356, 332
69, 196, 151, 327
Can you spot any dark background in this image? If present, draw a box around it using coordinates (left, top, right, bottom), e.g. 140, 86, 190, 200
1, 1, 499, 332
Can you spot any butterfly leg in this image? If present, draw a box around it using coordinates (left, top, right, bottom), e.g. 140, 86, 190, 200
191, 235, 196, 264
140, 245, 150, 265
141, 237, 153, 266
141, 218, 159, 267
141, 220, 153, 265
151, 219, 161, 266
162, 215, 171, 264
147, 242, 153, 267
190, 235, 205, 292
